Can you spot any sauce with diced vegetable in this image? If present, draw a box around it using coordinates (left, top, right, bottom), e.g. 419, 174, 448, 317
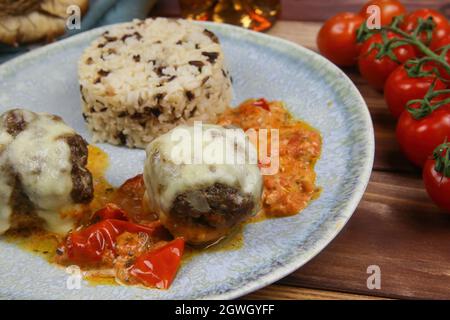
218, 99, 322, 217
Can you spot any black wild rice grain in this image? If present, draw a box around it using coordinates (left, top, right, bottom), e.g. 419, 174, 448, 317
117, 132, 127, 145
203, 29, 219, 43
202, 51, 219, 63
186, 91, 195, 101
189, 60, 204, 71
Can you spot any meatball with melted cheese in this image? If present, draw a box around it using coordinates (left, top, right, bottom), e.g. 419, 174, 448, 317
0, 109, 93, 234
144, 124, 263, 245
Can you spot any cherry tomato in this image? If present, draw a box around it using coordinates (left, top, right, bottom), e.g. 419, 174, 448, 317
436, 55, 450, 83
429, 25, 450, 52
359, 32, 416, 90
384, 64, 447, 118
317, 12, 365, 66
429, 34, 450, 82
396, 104, 450, 167
359, 0, 406, 26
423, 161, 450, 212
130, 238, 185, 289
423, 144, 450, 213
401, 9, 450, 49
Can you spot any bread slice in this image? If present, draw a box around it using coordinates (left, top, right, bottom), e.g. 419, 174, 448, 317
0, 0, 89, 46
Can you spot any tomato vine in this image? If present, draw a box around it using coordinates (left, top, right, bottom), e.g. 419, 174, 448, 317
432, 141, 450, 178
357, 16, 450, 77
406, 81, 450, 119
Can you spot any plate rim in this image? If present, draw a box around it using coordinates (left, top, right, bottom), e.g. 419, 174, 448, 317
0, 20, 375, 300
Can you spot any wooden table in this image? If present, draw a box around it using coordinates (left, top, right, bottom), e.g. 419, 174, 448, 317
152, 0, 450, 300
246, 21, 450, 300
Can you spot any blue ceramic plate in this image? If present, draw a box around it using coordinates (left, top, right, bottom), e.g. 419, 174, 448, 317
0, 21, 374, 299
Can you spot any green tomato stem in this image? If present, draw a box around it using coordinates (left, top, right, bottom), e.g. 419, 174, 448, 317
432, 141, 450, 178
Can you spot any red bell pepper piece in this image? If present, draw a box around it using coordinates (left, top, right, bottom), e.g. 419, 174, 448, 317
64, 219, 164, 265
91, 203, 129, 221
252, 98, 270, 111
130, 238, 185, 289
112, 174, 149, 221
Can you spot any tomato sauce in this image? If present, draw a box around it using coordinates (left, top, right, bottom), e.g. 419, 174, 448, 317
218, 99, 322, 217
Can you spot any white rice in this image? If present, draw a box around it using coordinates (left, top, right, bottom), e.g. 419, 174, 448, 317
78, 18, 232, 148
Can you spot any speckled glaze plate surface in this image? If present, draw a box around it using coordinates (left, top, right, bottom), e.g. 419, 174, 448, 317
0, 21, 374, 300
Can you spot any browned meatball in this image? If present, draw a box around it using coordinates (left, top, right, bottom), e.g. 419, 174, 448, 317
0, 109, 93, 234
65, 134, 93, 204
170, 183, 255, 229
144, 124, 263, 245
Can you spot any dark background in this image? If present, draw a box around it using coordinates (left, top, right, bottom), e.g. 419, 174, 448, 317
152, 0, 450, 21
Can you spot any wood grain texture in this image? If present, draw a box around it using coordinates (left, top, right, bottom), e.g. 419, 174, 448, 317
151, 0, 449, 21
281, 171, 450, 299
242, 284, 389, 300
263, 21, 450, 300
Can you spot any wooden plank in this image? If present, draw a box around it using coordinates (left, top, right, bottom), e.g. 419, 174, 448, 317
238, 21, 446, 298
151, 0, 448, 21
277, 170, 450, 300
245, 20, 450, 300
242, 284, 389, 300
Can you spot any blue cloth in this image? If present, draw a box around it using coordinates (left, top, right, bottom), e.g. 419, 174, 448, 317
0, 0, 157, 63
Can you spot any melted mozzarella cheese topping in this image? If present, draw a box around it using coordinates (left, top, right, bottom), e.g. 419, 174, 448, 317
0, 132, 14, 234
8, 116, 75, 210
144, 124, 263, 214
0, 110, 79, 234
